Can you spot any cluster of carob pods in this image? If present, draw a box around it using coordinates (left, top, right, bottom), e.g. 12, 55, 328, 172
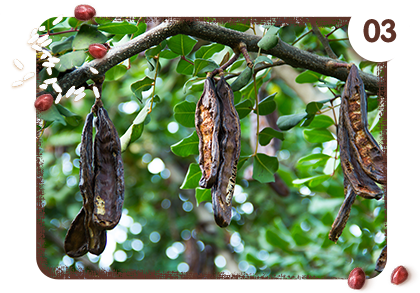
329, 64, 386, 243
64, 100, 125, 258
195, 74, 241, 228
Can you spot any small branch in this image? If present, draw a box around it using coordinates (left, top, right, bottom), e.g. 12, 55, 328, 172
312, 24, 338, 59
292, 29, 312, 46
238, 42, 253, 67
41, 29, 78, 37
209, 52, 240, 77
254, 59, 286, 73
328, 38, 349, 42
325, 24, 346, 38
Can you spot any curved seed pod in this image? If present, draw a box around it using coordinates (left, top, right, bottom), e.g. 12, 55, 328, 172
338, 99, 383, 200
342, 65, 385, 184
195, 77, 221, 189
65, 113, 106, 257
64, 208, 88, 257
93, 107, 125, 230
230, 66, 252, 92
211, 76, 241, 227
328, 177, 357, 242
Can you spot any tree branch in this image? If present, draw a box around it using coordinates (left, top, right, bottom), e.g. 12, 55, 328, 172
311, 24, 338, 59
45, 19, 380, 99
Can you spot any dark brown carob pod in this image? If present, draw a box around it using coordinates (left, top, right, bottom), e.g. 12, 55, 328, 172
65, 113, 107, 257
195, 77, 221, 189
328, 177, 357, 242
211, 75, 241, 228
93, 107, 125, 230
338, 93, 383, 200
375, 245, 387, 272
342, 65, 385, 184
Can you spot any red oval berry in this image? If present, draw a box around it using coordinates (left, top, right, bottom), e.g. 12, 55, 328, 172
89, 43, 108, 59
348, 267, 366, 290
391, 266, 409, 285
74, 4, 96, 21
35, 94, 54, 112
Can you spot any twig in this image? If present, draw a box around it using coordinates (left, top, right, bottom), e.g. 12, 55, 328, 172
209, 52, 240, 77
312, 24, 338, 59
292, 29, 313, 46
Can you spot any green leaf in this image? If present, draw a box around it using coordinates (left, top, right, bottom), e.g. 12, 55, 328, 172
159, 49, 180, 59
180, 163, 201, 189
50, 36, 75, 54
305, 101, 324, 114
167, 35, 197, 56
253, 153, 279, 183
55, 104, 82, 126
235, 99, 253, 119
105, 64, 127, 81
176, 57, 194, 75
308, 197, 343, 215
297, 153, 331, 164
195, 188, 211, 206
171, 131, 199, 157
120, 99, 151, 153
37, 104, 66, 126
98, 21, 138, 34
237, 155, 252, 171
55, 51, 87, 72
72, 24, 108, 50
292, 174, 331, 188
295, 70, 322, 84
367, 96, 379, 112
258, 35, 279, 51
173, 101, 196, 128
230, 66, 253, 92
276, 113, 307, 131
265, 229, 290, 252
259, 127, 284, 146
308, 114, 335, 129
194, 58, 219, 75
303, 129, 334, 143
255, 92, 277, 115
224, 22, 251, 32
195, 43, 224, 59
130, 77, 154, 100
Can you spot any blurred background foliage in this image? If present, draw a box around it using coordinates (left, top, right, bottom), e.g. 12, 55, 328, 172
38, 17, 385, 278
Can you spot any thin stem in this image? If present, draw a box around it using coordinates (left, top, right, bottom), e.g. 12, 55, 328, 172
325, 24, 345, 38
41, 28, 78, 37
330, 100, 338, 127
238, 42, 253, 67
209, 52, 240, 77
181, 55, 194, 65
148, 52, 160, 114
328, 38, 349, 42
254, 59, 286, 73
252, 74, 260, 157
312, 24, 337, 59
292, 29, 313, 46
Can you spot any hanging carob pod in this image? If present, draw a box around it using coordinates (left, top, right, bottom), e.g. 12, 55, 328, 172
211, 75, 241, 228
195, 76, 221, 189
92, 106, 125, 230
341, 64, 385, 184
64, 84, 125, 257
337, 96, 383, 200
65, 112, 107, 257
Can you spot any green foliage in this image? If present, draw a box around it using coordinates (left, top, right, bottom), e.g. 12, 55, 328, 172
38, 18, 385, 279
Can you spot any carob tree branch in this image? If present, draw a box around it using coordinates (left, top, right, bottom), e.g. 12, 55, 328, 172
40, 19, 379, 99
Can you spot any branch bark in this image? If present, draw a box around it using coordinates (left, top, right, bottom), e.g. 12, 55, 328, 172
47, 19, 380, 99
